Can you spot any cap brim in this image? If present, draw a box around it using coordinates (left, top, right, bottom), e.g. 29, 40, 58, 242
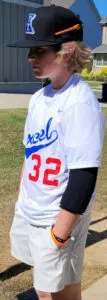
7, 39, 62, 48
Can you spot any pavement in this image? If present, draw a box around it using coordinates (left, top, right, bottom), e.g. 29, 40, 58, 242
0, 93, 107, 109
0, 92, 107, 299
82, 274, 107, 300
0, 93, 31, 109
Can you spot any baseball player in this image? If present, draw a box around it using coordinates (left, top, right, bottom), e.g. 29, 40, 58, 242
9, 5, 105, 300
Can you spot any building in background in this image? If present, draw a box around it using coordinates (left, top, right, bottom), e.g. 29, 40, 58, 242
92, 17, 107, 72
0, 0, 43, 85
0, 0, 102, 87
70, 0, 102, 49
44, 0, 102, 49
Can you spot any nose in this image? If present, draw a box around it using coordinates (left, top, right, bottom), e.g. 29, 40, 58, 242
28, 56, 39, 69
28, 56, 34, 63
28, 50, 38, 62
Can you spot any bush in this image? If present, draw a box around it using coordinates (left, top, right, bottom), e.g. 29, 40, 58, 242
95, 69, 105, 81
81, 68, 89, 80
81, 67, 107, 81
94, 67, 107, 81
88, 70, 95, 80
100, 67, 107, 77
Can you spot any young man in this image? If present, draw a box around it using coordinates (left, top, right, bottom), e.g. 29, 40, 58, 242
9, 5, 105, 300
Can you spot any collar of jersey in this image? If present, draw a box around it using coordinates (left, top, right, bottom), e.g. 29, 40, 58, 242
44, 73, 78, 100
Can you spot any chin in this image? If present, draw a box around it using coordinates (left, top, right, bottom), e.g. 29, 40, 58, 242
34, 73, 48, 79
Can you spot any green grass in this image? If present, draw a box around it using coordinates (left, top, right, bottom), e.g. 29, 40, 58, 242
0, 109, 27, 203
0, 109, 27, 253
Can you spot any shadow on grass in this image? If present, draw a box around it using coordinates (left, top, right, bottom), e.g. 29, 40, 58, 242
86, 216, 107, 247
90, 216, 107, 226
0, 263, 31, 281
86, 229, 107, 247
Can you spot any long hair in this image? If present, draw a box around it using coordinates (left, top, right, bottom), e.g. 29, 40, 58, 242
56, 41, 92, 73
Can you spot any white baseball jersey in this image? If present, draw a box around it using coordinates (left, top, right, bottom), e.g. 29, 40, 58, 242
15, 74, 105, 225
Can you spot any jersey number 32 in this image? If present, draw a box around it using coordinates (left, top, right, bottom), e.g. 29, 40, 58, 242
29, 154, 61, 186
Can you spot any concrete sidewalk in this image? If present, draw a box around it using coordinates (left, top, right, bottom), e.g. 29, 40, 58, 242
82, 274, 107, 299
0, 93, 107, 109
0, 93, 31, 109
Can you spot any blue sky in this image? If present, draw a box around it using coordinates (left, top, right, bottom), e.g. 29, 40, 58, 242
93, 0, 107, 17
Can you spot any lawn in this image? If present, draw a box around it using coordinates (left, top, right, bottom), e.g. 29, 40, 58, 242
0, 107, 107, 299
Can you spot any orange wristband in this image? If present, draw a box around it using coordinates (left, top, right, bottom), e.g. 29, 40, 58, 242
51, 226, 70, 248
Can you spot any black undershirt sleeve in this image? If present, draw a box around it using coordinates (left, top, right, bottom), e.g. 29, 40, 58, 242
60, 168, 98, 215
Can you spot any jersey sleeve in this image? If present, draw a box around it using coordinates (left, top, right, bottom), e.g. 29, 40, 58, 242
62, 102, 105, 169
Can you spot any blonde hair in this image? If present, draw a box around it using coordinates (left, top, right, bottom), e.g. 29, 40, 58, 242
56, 41, 92, 73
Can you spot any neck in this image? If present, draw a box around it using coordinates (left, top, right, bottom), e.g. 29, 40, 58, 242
50, 70, 74, 90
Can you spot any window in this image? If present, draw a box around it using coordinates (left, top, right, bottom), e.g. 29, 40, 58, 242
103, 54, 107, 66
96, 54, 103, 66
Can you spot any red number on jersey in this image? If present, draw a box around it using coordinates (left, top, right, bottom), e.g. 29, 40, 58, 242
29, 154, 41, 182
43, 157, 61, 186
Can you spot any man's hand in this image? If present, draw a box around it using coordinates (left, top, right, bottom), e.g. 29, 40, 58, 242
53, 208, 80, 240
